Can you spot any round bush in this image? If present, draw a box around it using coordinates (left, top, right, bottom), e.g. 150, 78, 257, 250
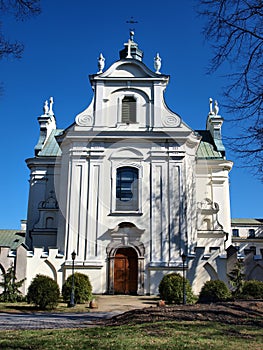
27, 274, 60, 310
159, 273, 195, 304
198, 280, 231, 303
241, 280, 263, 299
62, 272, 92, 304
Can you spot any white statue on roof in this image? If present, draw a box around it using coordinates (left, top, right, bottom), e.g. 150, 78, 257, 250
209, 98, 213, 114
213, 100, 219, 116
209, 97, 219, 116
97, 53, 105, 74
49, 97, 54, 115
43, 100, 49, 115
154, 53, 161, 74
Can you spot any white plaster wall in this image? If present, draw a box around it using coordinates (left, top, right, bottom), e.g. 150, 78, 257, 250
196, 160, 232, 236
25, 248, 64, 292
26, 162, 58, 249
54, 133, 200, 295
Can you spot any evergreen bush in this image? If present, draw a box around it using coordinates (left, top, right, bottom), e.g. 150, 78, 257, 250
27, 274, 60, 310
158, 273, 195, 304
198, 280, 231, 303
227, 260, 245, 297
62, 272, 92, 304
241, 280, 263, 299
0, 264, 25, 302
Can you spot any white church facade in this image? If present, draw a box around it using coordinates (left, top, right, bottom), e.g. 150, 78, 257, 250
4, 32, 261, 296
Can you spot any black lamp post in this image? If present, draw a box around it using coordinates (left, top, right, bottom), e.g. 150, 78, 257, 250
181, 252, 187, 305
68, 250, 76, 307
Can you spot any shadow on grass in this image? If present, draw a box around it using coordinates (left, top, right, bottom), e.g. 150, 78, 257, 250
0, 302, 91, 314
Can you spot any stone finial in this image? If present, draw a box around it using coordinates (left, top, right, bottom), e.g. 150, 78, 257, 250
43, 100, 49, 114
130, 30, 134, 41
49, 97, 54, 115
97, 53, 105, 74
154, 53, 161, 74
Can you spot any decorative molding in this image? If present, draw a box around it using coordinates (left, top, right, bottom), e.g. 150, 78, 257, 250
162, 115, 180, 127
197, 198, 224, 232
75, 114, 93, 126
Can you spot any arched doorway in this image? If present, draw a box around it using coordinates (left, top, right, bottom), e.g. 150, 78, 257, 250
114, 248, 138, 294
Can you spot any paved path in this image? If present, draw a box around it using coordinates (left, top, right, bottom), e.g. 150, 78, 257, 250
0, 295, 158, 330
0, 311, 120, 330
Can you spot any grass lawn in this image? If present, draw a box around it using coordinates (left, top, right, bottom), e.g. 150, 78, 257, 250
0, 321, 262, 350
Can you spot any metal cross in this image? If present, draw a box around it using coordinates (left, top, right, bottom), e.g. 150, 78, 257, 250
126, 16, 138, 37
126, 16, 138, 26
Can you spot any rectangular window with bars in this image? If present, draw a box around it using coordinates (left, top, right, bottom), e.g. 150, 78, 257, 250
116, 166, 138, 211
122, 96, 136, 123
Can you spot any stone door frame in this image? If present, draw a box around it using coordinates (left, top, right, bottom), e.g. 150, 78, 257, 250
106, 223, 145, 295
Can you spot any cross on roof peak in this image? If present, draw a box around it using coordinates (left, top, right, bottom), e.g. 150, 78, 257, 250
126, 16, 138, 26
126, 16, 138, 39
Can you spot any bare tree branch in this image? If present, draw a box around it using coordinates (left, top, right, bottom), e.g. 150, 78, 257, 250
0, 34, 24, 59
198, 0, 263, 181
0, 0, 41, 94
0, 0, 41, 59
0, 0, 41, 20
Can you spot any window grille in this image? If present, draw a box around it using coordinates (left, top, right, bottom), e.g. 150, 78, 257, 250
232, 229, 239, 237
122, 96, 136, 123
116, 167, 138, 211
248, 229, 255, 238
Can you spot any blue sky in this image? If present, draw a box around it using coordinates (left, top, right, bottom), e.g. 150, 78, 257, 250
0, 0, 262, 229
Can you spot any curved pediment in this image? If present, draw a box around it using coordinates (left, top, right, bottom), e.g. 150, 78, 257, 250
108, 63, 149, 78
98, 60, 167, 79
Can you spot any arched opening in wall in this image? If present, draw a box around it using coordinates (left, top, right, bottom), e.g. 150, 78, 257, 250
114, 247, 138, 294
203, 218, 211, 230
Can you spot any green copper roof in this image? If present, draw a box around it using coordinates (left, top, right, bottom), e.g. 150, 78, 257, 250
36, 128, 223, 160
0, 230, 25, 249
38, 129, 63, 157
196, 130, 224, 159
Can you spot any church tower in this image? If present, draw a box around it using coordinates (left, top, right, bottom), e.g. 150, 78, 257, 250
25, 32, 232, 295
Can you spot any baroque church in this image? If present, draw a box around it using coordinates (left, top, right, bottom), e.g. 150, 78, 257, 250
1, 32, 262, 296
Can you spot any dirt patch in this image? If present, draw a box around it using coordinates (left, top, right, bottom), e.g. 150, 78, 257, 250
104, 300, 263, 327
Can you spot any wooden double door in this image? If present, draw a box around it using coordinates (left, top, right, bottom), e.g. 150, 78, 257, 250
114, 248, 138, 294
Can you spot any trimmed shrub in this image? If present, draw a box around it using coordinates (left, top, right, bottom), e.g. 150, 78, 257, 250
159, 273, 195, 304
198, 280, 231, 303
241, 280, 263, 299
62, 272, 92, 304
27, 274, 60, 310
